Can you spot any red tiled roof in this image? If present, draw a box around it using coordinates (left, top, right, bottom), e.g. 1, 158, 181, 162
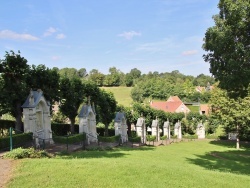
150, 101, 182, 113
167, 96, 181, 102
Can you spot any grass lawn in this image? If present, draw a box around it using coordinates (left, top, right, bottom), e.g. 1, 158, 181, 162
101, 87, 133, 107
8, 140, 250, 188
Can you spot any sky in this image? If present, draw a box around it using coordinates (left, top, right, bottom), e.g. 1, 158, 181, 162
0, 0, 219, 76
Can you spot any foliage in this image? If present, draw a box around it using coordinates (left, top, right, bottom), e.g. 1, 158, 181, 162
59, 77, 85, 133
203, 0, 250, 98
0, 132, 33, 150
51, 123, 79, 136
98, 135, 120, 142
53, 133, 86, 144
51, 111, 69, 124
182, 134, 198, 139
3, 147, 50, 159
128, 136, 141, 142
146, 135, 156, 142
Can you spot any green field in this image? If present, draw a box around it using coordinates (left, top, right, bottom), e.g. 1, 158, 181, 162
8, 140, 250, 188
101, 87, 133, 107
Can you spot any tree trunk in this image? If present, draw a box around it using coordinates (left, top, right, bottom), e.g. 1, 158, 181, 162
70, 118, 75, 134
15, 101, 23, 131
236, 124, 240, 149
105, 123, 109, 136
127, 121, 131, 137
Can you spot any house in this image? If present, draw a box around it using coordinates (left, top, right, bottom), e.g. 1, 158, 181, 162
150, 96, 190, 113
199, 104, 210, 115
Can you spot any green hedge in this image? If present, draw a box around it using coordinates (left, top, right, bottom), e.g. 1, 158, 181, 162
98, 135, 120, 142
182, 135, 198, 139
51, 123, 79, 136
53, 133, 86, 144
0, 132, 33, 150
160, 135, 168, 140
146, 135, 156, 142
128, 136, 141, 143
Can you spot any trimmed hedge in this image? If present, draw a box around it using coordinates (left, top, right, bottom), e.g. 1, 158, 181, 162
98, 135, 120, 142
160, 135, 168, 140
53, 133, 86, 144
146, 135, 156, 142
128, 136, 141, 143
0, 132, 33, 150
51, 123, 79, 136
182, 135, 198, 139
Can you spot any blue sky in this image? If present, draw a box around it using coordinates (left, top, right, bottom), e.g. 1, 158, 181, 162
0, 0, 219, 76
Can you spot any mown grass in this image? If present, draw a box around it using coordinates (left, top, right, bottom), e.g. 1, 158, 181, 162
8, 140, 250, 188
101, 87, 133, 107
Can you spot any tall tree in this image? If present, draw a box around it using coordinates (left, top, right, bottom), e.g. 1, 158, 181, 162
203, 0, 250, 98
88, 69, 105, 86
59, 77, 85, 133
27, 64, 60, 107
203, 0, 250, 149
0, 51, 30, 130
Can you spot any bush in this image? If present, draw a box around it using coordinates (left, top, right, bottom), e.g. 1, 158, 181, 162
98, 135, 120, 142
3, 147, 50, 159
128, 136, 141, 143
51, 123, 79, 136
0, 132, 33, 150
146, 135, 156, 142
182, 134, 198, 139
160, 135, 168, 140
53, 133, 86, 144
206, 134, 219, 139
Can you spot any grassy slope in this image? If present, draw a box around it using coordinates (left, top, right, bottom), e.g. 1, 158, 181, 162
8, 140, 250, 188
101, 87, 133, 107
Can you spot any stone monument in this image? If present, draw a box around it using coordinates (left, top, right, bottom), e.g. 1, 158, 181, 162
78, 97, 98, 144
22, 89, 53, 144
174, 121, 182, 139
136, 115, 146, 144
151, 118, 160, 141
163, 119, 171, 139
114, 112, 128, 143
196, 122, 205, 139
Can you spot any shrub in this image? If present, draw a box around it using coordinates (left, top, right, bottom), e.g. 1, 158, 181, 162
160, 135, 168, 140
146, 135, 156, 142
3, 147, 50, 159
128, 136, 141, 143
0, 132, 33, 150
182, 134, 198, 139
53, 133, 86, 144
98, 135, 120, 142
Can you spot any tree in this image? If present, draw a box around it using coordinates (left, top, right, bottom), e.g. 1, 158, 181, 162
203, 0, 250, 98
0, 51, 30, 130
203, 0, 250, 149
210, 87, 250, 149
58, 68, 78, 79
27, 64, 60, 108
59, 77, 85, 133
96, 90, 117, 136
88, 69, 105, 86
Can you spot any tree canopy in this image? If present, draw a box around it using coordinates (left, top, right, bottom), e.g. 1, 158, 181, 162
203, 0, 250, 98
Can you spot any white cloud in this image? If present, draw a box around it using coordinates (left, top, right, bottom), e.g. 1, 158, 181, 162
56, 33, 66, 39
0, 30, 39, 41
118, 31, 141, 40
51, 56, 61, 61
135, 38, 178, 53
43, 27, 57, 37
182, 50, 198, 56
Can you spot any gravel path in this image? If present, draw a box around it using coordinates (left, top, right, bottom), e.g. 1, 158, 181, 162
0, 158, 15, 188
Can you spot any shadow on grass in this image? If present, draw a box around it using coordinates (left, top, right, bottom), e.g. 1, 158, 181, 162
208, 140, 250, 149
56, 145, 155, 159
186, 149, 250, 175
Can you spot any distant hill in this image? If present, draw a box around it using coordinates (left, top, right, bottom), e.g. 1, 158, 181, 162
101, 87, 133, 107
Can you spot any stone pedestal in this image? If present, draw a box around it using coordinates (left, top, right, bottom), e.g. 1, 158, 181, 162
197, 122, 205, 139
174, 121, 182, 139
163, 120, 171, 139
151, 119, 160, 141
136, 117, 146, 144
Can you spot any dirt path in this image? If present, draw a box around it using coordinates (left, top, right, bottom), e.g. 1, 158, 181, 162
0, 158, 15, 188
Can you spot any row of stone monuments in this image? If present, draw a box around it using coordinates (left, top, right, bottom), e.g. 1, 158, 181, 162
21, 90, 205, 146
135, 116, 206, 143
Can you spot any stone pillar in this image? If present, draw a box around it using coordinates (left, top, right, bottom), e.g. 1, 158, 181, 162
151, 119, 160, 141
197, 122, 205, 139
136, 117, 146, 144
163, 120, 171, 139
174, 121, 182, 139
